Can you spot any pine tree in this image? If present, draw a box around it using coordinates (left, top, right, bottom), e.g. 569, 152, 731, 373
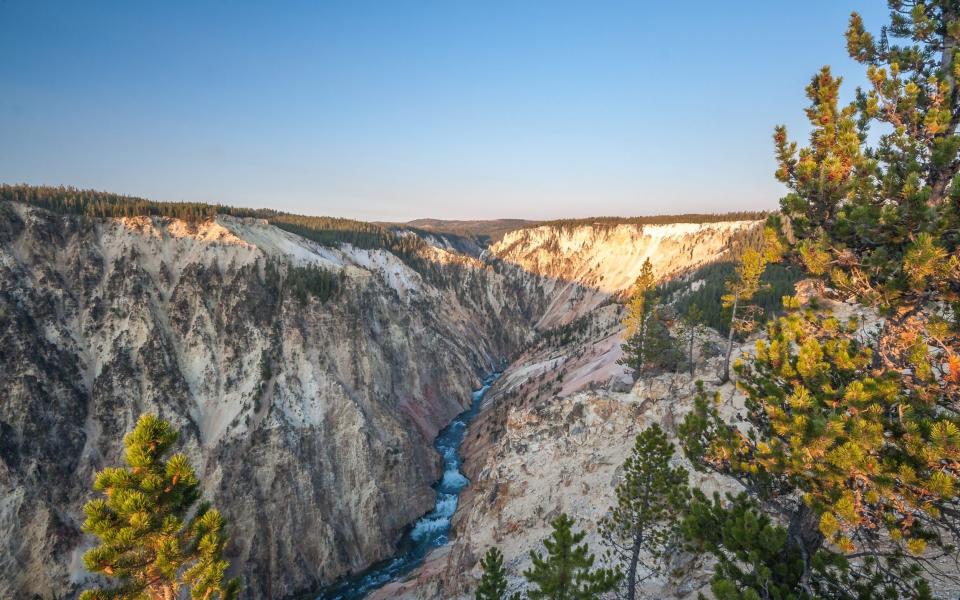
523, 514, 621, 600
683, 491, 814, 600
775, 5, 960, 315
677, 305, 705, 377
623, 259, 656, 340
476, 547, 520, 600
599, 425, 688, 600
681, 3, 960, 596
679, 377, 939, 599
80, 414, 240, 600
619, 310, 680, 376
619, 259, 681, 376
718, 246, 768, 383
685, 301, 957, 595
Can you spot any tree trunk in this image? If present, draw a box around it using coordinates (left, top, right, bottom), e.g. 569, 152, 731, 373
146, 574, 175, 600
787, 502, 825, 591
688, 327, 696, 377
932, 4, 959, 206
150, 584, 175, 600
721, 296, 738, 383
627, 530, 643, 600
635, 310, 649, 377
944, 11, 956, 101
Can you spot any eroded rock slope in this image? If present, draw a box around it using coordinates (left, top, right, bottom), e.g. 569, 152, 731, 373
0, 204, 759, 599
0, 203, 544, 599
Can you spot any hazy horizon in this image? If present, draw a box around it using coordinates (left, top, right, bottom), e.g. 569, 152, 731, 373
1, 1, 886, 221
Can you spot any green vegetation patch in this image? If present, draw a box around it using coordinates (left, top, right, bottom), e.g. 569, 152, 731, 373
660, 262, 803, 336
285, 264, 343, 305
522, 211, 768, 233
0, 184, 445, 278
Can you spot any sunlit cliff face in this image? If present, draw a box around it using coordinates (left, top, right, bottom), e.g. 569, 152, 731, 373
492, 221, 758, 294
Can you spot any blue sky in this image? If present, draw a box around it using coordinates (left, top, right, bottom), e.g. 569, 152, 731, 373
0, 1, 887, 221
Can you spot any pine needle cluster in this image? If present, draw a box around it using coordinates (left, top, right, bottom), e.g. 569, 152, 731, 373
80, 414, 240, 600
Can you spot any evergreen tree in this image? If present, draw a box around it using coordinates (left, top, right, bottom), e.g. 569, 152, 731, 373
620, 259, 681, 375
659, 261, 803, 336
718, 246, 769, 383
776, 6, 960, 312
285, 263, 342, 305
600, 425, 689, 600
477, 547, 520, 600
523, 514, 621, 600
681, 3, 960, 596
683, 490, 812, 600
619, 311, 681, 376
677, 305, 705, 377
678, 490, 909, 600
80, 414, 240, 600
684, 301, 956, 597
623, 259, 656, 340
680, 377, 939, 599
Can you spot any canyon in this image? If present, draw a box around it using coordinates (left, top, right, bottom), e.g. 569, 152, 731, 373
0, 199, 759, 599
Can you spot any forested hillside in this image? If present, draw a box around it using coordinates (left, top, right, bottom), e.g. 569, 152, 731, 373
658, 261, 803, 335
400, 218, 537, 245
525, 211, 768, 232
0, 185, 481, 286
0, 184, 413, 250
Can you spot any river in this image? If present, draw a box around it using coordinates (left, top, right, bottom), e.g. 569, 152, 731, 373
315, 373, 498, 599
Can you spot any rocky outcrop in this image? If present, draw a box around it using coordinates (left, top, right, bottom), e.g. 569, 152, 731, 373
0, 204, 544, 599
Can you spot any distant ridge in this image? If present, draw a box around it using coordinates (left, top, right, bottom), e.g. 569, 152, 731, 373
399, 219, 538, 244
391, 211, 769, 245
527, 212, 768, 230
2, 184, 769, 248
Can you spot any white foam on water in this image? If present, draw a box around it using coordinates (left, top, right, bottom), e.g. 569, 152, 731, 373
410, 515, 451, 541
434, 493, 458, 517
441, 470, 468, 489
318, 375, 501, 599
